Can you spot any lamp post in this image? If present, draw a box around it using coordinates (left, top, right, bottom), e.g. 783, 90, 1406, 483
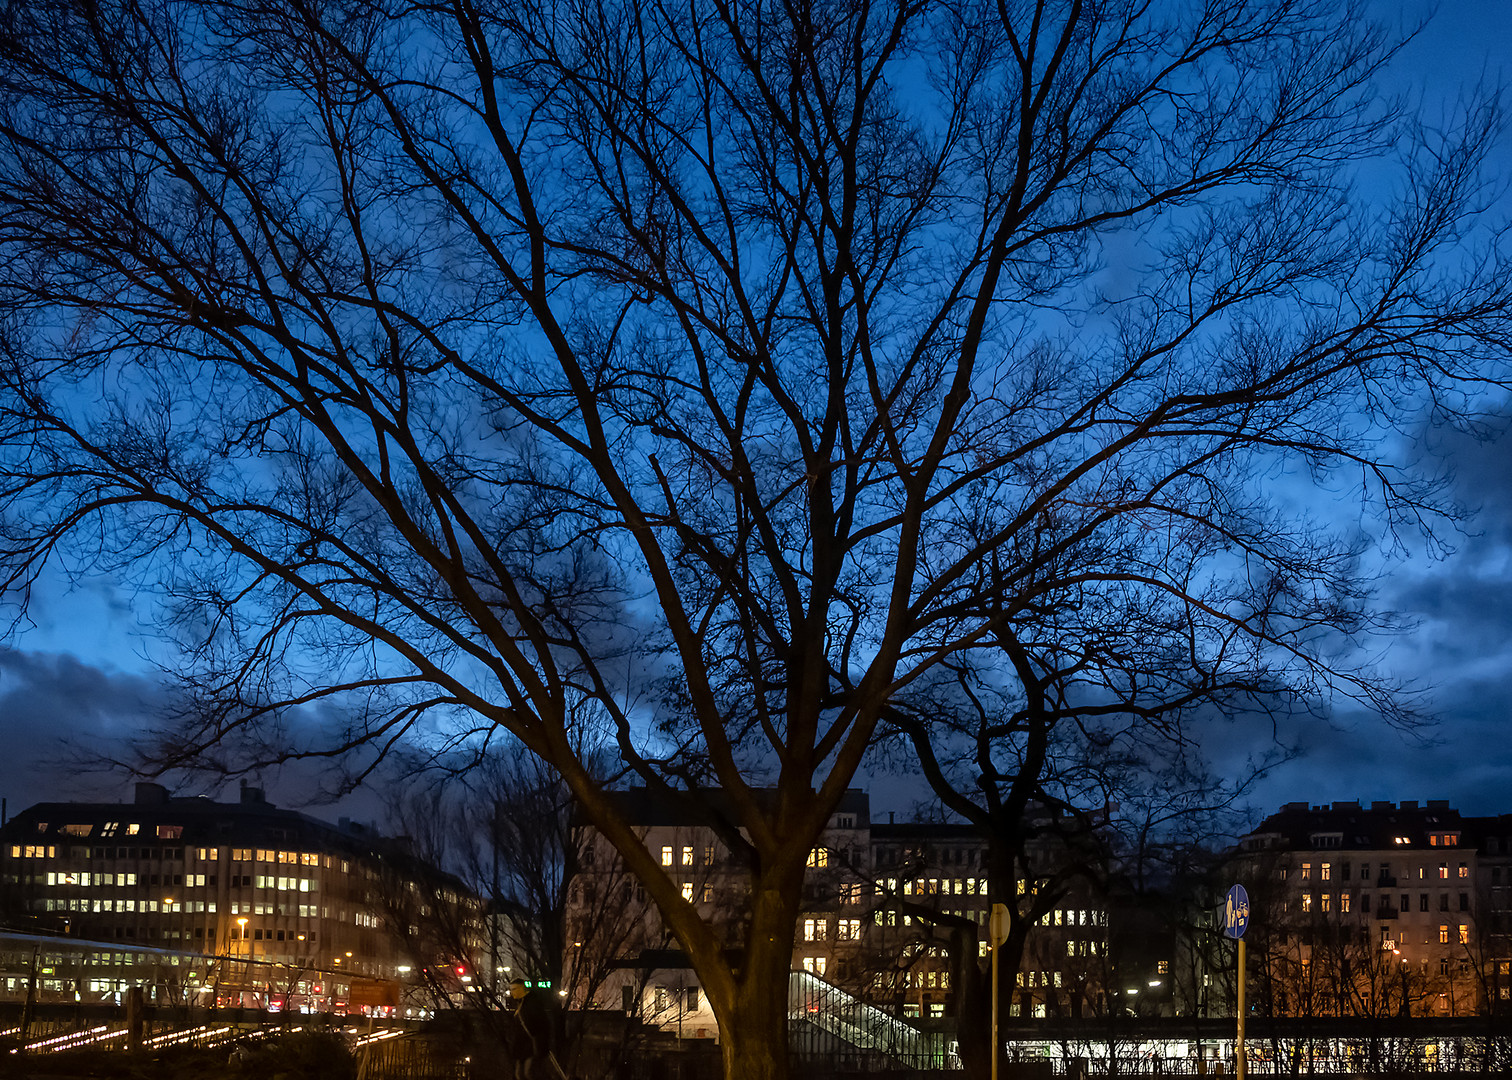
236, 917, 251, 1008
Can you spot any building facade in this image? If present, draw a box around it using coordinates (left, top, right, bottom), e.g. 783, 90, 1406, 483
1227, 799, 1512, 1019
0, 781, 482, 1012
564, 788, 1129, 1037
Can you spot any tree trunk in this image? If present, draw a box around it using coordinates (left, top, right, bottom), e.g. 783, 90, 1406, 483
721, 978, 790, 1080
717, 892, 799, 1080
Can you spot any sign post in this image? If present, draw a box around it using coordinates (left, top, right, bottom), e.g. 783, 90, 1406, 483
990, 902, 1010, 1080
1222, 885, 1251, 1080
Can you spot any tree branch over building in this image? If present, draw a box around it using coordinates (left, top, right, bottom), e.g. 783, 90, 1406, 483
1, 0, 1510, 1077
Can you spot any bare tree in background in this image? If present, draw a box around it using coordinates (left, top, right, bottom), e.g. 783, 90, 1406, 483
375, 746, 645, 1070
1, 0, 1510, 1076
875, 663, 1281, 1078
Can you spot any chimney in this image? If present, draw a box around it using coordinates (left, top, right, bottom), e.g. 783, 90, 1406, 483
134, 782, 170, 805
1400, 800, 1419, 810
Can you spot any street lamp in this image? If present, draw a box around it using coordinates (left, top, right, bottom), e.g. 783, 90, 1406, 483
237, 917, 252, 1008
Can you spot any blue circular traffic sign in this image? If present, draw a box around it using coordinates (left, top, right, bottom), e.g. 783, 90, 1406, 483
1223, 883, 1250, 939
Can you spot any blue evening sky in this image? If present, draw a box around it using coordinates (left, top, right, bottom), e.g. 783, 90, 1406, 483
2, 1, 1512, 832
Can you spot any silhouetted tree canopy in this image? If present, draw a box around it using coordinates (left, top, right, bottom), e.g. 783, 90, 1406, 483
1, 0, 1509, 1076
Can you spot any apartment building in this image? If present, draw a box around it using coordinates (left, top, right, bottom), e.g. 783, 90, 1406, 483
565, 788, 1121, 1034
1229, 799, 1511, 1017
0, 781, 482, 1011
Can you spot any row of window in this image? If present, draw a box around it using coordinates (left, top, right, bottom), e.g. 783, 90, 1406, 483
801, 917, 863, 941
227, 926, 320, 941
1292, 861, 1470, 882
659, 845, 715, 867
1299, 891, 1473, 915
10, 845, 345, 870
873, 845, 981, 869
874, 907, 990, 928
40, 822, 184, 839
875, 876, 988, 898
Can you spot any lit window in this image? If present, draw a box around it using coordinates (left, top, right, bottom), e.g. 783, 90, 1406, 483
1439, 864, 1449, 880
660, 846, 673, 867
1302, 894, 1313, 912
1321, 894, 1332, 912
701, 883, 713, 903
1341, 893, 1352, 913
1321, 863, 1332, 881
704, 845, 714, 866
1301, 863, 1312, 881
1459, 863, 1469, 878
681, 846, 693, 866
680, 882, 694, 901
1460, 925, 1470, 945
1440, 925, 1450, 944
807, 848, 829, 868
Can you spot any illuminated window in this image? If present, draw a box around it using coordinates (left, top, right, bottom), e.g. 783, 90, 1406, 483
704, 845, 714, 866
1459, 863, 1469, 878
1321, 894, 1333, 912
660, 846, 673, 867
701, 883, 713, 903
1341, 893, 1352, 913
1440, 925, 1450, 944
1302, 894, 1313, 912
836, 919, 861, 941
1460, 925, 1470, 945
681, 846, 693, 866
1439, 864, 1449, 880
680, 882, 693, 901
1321, 863, 1332, 881
1301, 863, 1312, 881
807, 848, 829, 869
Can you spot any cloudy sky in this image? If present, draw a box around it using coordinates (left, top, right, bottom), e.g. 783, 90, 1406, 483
3, 1, 1512, 830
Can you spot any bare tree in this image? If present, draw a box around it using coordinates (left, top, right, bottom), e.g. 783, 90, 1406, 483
1, 0, 1510, 1077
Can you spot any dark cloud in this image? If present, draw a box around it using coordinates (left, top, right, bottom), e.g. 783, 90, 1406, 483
0, 649, 169, 812
0, 649, 393, 825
